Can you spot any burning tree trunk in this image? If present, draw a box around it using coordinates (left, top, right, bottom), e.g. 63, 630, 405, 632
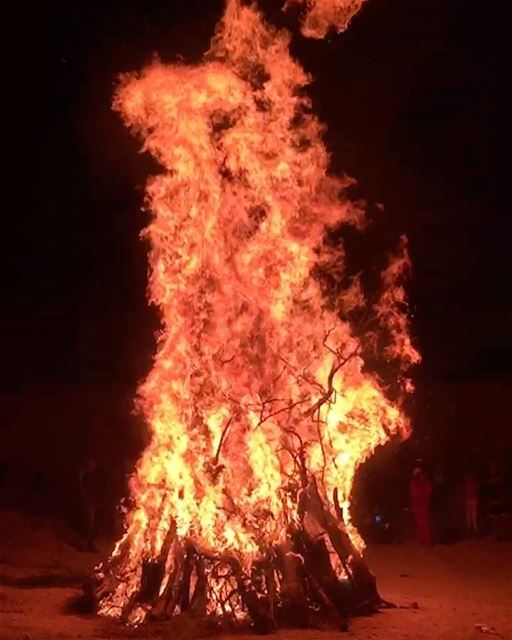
91, 0, 420, 633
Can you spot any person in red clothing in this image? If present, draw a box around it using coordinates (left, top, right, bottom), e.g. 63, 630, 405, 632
464, 471, 479, 535
410, 466, 433, 545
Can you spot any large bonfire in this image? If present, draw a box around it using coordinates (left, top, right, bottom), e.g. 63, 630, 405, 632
93, 0, 420, 631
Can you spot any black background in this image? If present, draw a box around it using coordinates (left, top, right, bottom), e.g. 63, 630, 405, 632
1, 0, 509, 501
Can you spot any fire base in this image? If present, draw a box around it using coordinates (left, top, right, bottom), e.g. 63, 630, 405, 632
90, 482, 392, 633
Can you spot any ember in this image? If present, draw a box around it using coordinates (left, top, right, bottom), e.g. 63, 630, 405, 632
92, 0, 420, 631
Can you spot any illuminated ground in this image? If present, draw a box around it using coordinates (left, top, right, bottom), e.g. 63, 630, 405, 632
1, 512, 511, 640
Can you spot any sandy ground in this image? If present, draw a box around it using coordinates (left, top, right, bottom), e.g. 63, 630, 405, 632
0, 512, 511, 640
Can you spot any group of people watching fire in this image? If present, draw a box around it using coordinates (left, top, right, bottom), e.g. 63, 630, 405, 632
409, 460, 508, 545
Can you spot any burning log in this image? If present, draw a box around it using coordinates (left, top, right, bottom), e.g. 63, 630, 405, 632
228, 560, 276, 633
300, 480, 383, 613
294, 529, 350, 625
150, 541, 185, 619
275, 545, 309, 627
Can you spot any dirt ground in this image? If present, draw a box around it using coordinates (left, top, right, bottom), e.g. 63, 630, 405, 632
0, 511, 511, 640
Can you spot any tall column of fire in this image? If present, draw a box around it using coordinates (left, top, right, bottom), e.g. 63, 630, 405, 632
96, 0, 420, 624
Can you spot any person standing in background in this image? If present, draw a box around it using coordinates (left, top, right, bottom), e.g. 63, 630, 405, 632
79, 457, 104, 552
410, 465, 433, 545
484, 460, 504, 536
463, 470, 479, 536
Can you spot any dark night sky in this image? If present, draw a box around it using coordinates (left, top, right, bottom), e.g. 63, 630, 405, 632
2, 0, 509, 422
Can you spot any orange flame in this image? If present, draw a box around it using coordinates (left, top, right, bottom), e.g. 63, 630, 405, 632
286, 0, 367, 38
98, 0, 419, 621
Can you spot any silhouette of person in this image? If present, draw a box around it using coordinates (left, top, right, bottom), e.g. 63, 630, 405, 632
410, 466, 432, 545
79, 457, 103, 552
463, 470, 479, 535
